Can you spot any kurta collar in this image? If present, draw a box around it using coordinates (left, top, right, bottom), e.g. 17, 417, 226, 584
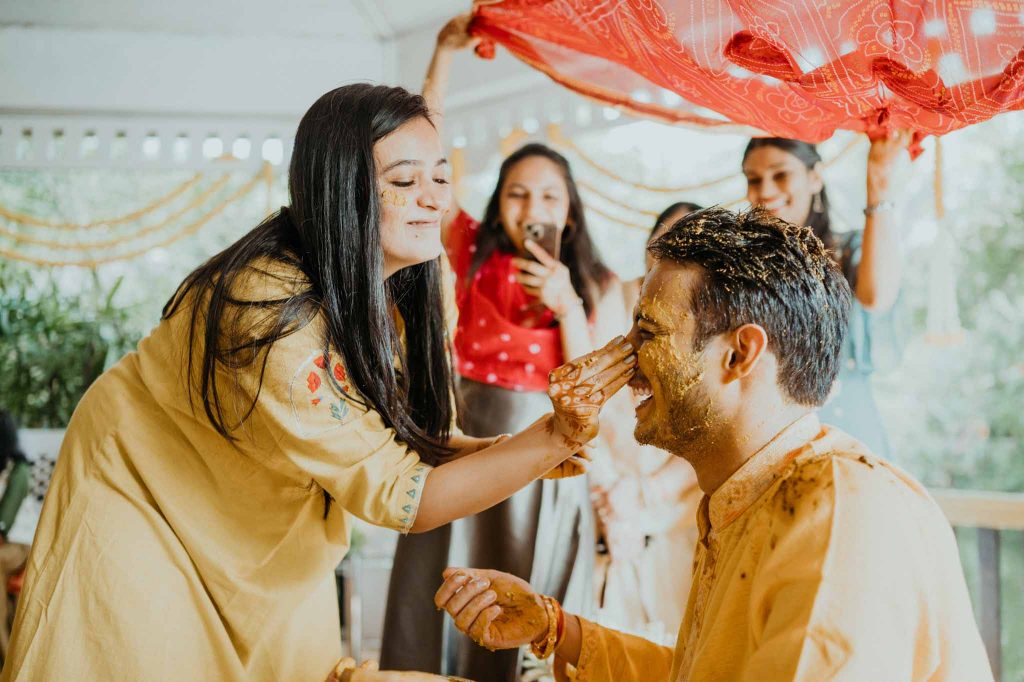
699, 413, 822, 538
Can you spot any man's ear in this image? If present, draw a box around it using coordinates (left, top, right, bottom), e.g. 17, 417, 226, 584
722, 323, 769, 382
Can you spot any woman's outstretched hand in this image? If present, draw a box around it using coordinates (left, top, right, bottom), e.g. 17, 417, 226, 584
434, 568, 548, 652
549, 336, 637, 451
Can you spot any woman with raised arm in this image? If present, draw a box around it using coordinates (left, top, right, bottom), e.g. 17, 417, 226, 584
381, 14, 630, 682
741, 134, 908, 455
0, 83, 634, 682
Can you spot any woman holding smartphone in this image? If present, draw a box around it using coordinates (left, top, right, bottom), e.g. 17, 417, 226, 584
381, 14, 629, 682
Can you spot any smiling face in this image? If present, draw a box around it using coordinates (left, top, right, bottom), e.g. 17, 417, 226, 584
374, 116, 452, 277
498, 155, 571, 254
627, 260, 722, 455
743, 145, 822, 227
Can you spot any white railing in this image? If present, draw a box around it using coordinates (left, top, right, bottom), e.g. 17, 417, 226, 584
0, 113, 294, 171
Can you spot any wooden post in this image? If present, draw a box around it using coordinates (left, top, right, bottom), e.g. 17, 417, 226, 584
341, 554, 364, 662
978, 528, 1002, 681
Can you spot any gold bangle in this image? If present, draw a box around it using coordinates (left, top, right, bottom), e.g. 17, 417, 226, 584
530, 595, 559, 659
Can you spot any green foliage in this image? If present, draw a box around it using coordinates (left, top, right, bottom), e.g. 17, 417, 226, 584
870, 131, 1023, 679
880, 141, 1024, 494
0, 261, 140, 427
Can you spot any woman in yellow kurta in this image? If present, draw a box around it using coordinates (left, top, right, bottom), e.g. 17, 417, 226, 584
0, 84, 636, 682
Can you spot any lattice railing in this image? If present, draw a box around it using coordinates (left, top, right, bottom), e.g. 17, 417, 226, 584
0, 113, 295, 171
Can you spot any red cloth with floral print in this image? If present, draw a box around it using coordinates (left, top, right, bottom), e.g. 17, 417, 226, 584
470, 2, 1024, 152
446, 210, 562, 393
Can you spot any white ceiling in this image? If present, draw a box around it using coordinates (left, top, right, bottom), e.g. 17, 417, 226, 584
0, 0, 564, 149
0, 0, 470, 39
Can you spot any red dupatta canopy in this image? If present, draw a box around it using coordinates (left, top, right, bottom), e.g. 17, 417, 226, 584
470, 0, 1024, 148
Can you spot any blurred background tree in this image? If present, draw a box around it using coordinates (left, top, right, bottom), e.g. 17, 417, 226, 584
0, 260, 140, 427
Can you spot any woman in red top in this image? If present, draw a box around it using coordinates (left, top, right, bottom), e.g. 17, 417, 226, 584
381, 14, 629, 682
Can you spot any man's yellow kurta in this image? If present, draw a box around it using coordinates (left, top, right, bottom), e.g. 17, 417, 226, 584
557, 414, 993, 681
1, 262, 432, 681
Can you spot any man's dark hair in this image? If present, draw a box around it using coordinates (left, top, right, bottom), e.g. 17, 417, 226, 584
648, 206, 851, 406
650, 202, 703, 242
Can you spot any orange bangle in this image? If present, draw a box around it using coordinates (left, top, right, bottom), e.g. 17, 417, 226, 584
554, 597, 566, 650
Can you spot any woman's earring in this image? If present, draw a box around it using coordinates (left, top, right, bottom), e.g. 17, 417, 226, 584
812, 192, 824, 214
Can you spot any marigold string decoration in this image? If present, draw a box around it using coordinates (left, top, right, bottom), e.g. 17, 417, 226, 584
0, 163, 271, 268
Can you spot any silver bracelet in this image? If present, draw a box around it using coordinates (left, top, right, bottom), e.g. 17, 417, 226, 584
864, 200, 895, 216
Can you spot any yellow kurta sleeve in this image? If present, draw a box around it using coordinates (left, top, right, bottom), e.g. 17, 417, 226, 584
249, 318, 431, 534
555, 617, 674, 682
741, 455, 992, 682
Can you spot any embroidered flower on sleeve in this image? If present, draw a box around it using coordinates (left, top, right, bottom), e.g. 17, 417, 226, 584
289, 350, 361, 436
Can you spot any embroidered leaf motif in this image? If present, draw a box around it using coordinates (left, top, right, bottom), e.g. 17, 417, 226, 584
402, 504, 413, 513
307, 372, 321, 393
400, 517, 409, 525
411, 475, 421, 484
406, 489, 417, 499
333, 363, 347, 382
329, 402, 348, 421
314, 355, 328, 369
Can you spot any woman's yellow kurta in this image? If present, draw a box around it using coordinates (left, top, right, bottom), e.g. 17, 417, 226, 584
1, 262, 432, 681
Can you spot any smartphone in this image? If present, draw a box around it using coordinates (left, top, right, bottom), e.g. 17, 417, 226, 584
523, 222, 563, 262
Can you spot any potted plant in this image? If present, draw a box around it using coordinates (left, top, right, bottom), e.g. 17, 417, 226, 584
0, 260, 140, 540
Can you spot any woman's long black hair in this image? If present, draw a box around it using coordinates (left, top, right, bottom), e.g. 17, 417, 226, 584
163, 83, 454, 466
468, 143, 612, 316
743, 138, 834, 251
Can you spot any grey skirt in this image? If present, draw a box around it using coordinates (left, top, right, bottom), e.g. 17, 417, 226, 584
380, 378, 594, 681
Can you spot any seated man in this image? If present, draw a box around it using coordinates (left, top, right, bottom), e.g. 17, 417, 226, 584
434, 208, 992, 681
